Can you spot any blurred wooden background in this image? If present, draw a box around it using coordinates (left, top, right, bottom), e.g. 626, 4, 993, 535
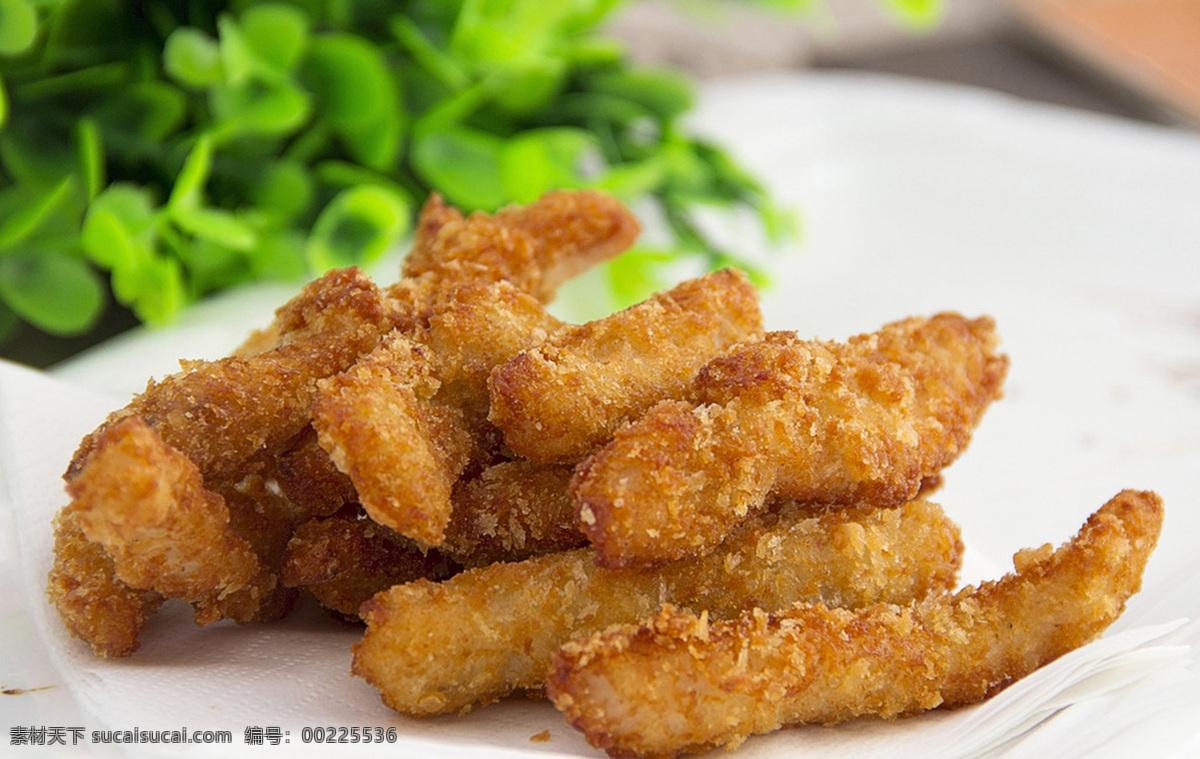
609, 0, 1199, 127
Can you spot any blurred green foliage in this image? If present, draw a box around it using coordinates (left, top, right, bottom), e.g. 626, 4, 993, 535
0, 0, 940, 351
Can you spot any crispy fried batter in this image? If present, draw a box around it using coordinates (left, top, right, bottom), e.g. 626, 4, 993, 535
572, 313, 1008, 568
351, 498, 962, 716
267, 426, 359, 521
401, 190, 640, 304
68, 268, 399, 482
281, 509, 460, 620
312, 282, 569, 545
46, 505, 164, 658
441, 460, 585, 567
547, 490, 1162, 759
312, 333, 475, 546
489, 269, 764, 463
67, 417, 281, 627
418, 281, 565, 465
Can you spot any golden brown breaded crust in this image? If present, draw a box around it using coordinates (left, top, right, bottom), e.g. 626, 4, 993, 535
281, 509, 460, 620
212, 470, 311, 622
351, 498, 962, 716
267, 426, 359, 521
489, 269, 764, 463
67, 417, 280, 627
492, 189, 642, 301
46, 504, 164, 658
411, 193, 464, 256
547, 490, 1162, 759
67, 268, 399, 482
312, 333, 475, 546
572, 313, 1008, 568
441, 460, 586, 567
401, 190, 640, 303
418, 281, 565, 466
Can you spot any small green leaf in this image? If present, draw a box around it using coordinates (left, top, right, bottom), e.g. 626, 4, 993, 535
340, 108, 404, 172
173, 206, 258, 251
499, 127, 595, 203
562, 36, 625, 68
80, 184, 158, 275
129, 256, 186, 327
75, 119, 105, 200
306, 185, 410, 272
240, 3, 310, 76
0, 0, 37, 56
178, 238, 250, 295
0, 251, 106, 336
597, 157, 669, 201
164, 28, 223, 88
217, 14, 255, 85
389, 14, 470, 91
248, 230, 308, 280
711, 253, 772, 289
0, 178, 75, 251
301, 33, 397, 132
485, 56, 565, 116
315, 160, 407, 196
298, 31, 407, 169
0, 74, 8, 129
168, 134, 214, 213
411, 126, 506, 211
253, 160, 313, 222
586, 67, 694, 121
210, 80, 311, 138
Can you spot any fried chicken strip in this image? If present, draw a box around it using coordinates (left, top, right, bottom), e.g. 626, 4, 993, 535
313, 281, 571, 546
401, 190, 640, 304
281, 509, 460, 620
547, 490, 1163, 759
440, 460, 585, 567
46, 505, 164, 658
312, 333, 474, 546
417, 281, 565, 462
489, 268, 764, 463
66, 417, 282, 627
573, 313, 1008, 568
67, 267, 399, 482
266, 426, 359, 521
351, 499, 962, 716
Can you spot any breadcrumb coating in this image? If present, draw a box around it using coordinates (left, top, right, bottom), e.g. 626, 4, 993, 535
547, 490, 1162, 759
351, 498, 962, 716
312, 283, 569, 546
281, 509, 460, 620
401, 190, 639, 304
441, 460, 586, 567
46, 505, 164, 658
572, 313, 1008, 568
489, 269, 764, 463
312, 333, 474, 547
66, 417, 281, 627
266, 426, 359, 520
418, 280, 566, 468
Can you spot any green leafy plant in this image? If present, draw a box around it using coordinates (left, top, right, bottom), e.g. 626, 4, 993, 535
0, 0, 941, 356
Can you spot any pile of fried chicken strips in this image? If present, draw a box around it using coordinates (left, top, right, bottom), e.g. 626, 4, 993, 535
49, 190, 1162, 758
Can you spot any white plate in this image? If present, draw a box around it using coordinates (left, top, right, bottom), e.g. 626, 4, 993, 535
4, 72, 1200, 758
